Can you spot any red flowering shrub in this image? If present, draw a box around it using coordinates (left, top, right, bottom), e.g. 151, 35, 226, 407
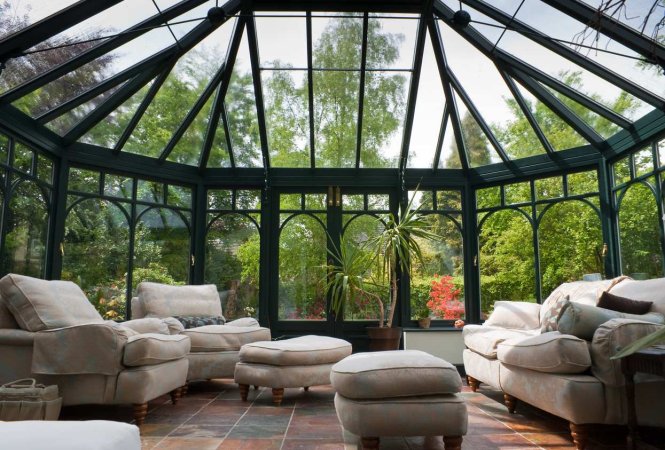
427, 274, 464, 320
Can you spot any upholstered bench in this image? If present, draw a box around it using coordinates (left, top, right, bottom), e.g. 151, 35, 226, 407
234, 335, 352, 406
331, 350, 467, 450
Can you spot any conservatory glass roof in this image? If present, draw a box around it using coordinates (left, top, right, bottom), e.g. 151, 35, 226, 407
0, 0, 663, 174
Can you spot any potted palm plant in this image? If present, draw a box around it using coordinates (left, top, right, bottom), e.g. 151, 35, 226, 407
326, 193, 439, 349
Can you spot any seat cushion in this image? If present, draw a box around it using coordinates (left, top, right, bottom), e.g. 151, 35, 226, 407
137, 282, 223, 318
182, 325, 271, 352
330, 350, 461, 399
463, 325, 535, 359
0, 274, 103, 331
497, 331, 591, 374
123, 333, 191, 367
238, 335, 352, 366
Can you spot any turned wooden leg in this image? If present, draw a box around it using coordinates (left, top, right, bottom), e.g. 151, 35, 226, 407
570, 423, 588, 450
239, 384, 249, 401
503, 392, 518, 414
360, 436, 380, 449
170, 386, 183, 405
443, 435, 463, 450
254, 385, 259, 390
133, 403, 148, 426
181, 384, 188, 396
467, 375, 480, 392
272, 388, 284, 406
304, 386, 310, 391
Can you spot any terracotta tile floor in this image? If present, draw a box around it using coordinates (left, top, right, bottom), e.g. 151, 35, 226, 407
60, 379, 665, 449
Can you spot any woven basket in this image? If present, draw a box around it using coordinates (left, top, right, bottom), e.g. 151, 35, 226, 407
0, 378, 62, 421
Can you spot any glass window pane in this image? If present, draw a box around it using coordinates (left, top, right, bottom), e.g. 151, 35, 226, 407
366, 15, 418, 71
618, 181, 662, 278
437, 115, 462, 169
236, 190, 261, 210
437, 190, 462, 211
504, 182, 530, 205
104, 174, 133, 199
208, 190, 232, 210
205, 214, 260, 320
167, 185, 192, 208
256, 13, 307, 68
567, 171, 598, 196
305, 193, 326, 210
409, 190, 433, 210
62, 199, 130, 320
0, 0, 81, 40
479, 210, 535, 318
69, 167, 99, 193
454, 91, 501, 167
166, 96, 215, 166
12, 143, 33, 174
36, 155, 53, 184
634, 147, 654, 178
278, 213, 327, 320
613, 156, 631, 185
476, 186, 500, 209
311, 15, 362, 69
535, 177, 563, 200
280, 194, 302, 210
0, 134, 9, 165
343, 194, 365, 210
137, 180, 164, 203
367, 194, 389, 210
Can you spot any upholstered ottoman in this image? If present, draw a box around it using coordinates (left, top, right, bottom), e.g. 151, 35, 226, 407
331, 350, 467, 450
234, 335, 352, 405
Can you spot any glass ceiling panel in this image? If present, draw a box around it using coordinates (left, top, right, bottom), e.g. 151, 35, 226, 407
167, 96, 215, 166
311, 14, 363, 69
208, 107, 233, 168
256, 12, 307, 68
515, 1, 665, 99
167, 0, 215, 41
0, 0, 82, 40
263, 70, 310, 168
512, 78, 590, 151
44, 81, 127, 136
438, 115, 462, 169
577, 0, 665, 41
313, 69, 359, 168
494, 30, 651, 121
360, 70, 410, 168
539, 82, 622, 140
11, 26, 176, 118
408, 32, 445, 169
438, 21, 546, 160
0, 0, 164, 94
80, 78, 156, 148
365, 15, 418, 70
443, 0, 518, 45
122, 19, 236, 159
453, 90, 502, 167
224, 30, 262, 168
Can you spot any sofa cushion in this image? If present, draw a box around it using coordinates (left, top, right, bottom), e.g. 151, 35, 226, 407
540, 294, 569, 333
484, 301, 541, 330
497, 332, 591, 374
123, 333, 191, 367
0, 274, 103, 332
609, 278, 665, 316
239, 335, 351, 366
0, 296, 19, 329
137, 282, 223, 318
597, 291, 653, 315
182, 325, 271, 352
557, 301, 665, 341
331, 350, 461, 399
463, 325, 536, 359
172, 315, 226, 329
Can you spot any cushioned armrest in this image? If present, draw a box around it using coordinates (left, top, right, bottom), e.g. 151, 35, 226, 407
591, 318, 664, 386
32, 322, 136, 376
0, 328, 35, 346
120, 318, 170, 335
225, 317, 259, 328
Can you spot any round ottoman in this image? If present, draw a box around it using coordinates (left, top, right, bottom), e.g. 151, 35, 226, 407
234, 335, 352, 405
331, 350, 467, 450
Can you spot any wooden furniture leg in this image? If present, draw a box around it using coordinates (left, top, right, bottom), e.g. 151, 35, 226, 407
272, 388, 284, 406
181, 384, 188, 395
239, 384, 249, 401
133, 403, 148, 426
569, 423, 588, 450
443, 435, 463, 450
170, 386, 183, 405
467, 376, 480, 392
361, 436, 380, 449
503, 392, 517, 413
304, 386, 309, 391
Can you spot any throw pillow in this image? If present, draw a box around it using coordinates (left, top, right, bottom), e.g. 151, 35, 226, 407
172, 315, 226, 329
540, 293, 570, 333
484, 301, 541, 330
597, 291, 652, 315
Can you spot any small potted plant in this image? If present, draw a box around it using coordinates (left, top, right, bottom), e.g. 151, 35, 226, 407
411, 286, 431, 328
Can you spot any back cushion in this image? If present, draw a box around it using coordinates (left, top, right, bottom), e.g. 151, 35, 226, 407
137, 282, 223, 318
0, 295, 19, 329
0, 274, 103, 331
484, 301, 541, 330
609, 278, 665, 316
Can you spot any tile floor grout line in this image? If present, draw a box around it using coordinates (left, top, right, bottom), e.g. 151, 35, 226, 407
218, 385, 259, 445
280, 394, 298, 450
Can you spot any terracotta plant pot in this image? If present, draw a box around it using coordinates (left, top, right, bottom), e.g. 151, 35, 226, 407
367, 326, 402, 351
417, 317, 431, 329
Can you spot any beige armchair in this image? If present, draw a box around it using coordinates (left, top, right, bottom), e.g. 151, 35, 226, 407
132, 282, 271, 384
0, 274, 191, 425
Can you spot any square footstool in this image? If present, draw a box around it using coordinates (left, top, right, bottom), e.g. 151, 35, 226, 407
331, 350, 467, 450
234, 335, 352, 406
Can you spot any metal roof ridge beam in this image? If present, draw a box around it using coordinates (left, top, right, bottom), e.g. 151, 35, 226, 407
459, 0, 664, 108
427, 16, 469, 171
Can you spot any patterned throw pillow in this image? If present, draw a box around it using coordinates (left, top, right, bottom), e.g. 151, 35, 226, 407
172, 315, 226, 329
540, 294, 570, 333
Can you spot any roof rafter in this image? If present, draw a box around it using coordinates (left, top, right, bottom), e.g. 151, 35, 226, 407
432, 106, 449, 170
199, 18, 246, 171
306, 12, 316, 168
355, 13, 369, 169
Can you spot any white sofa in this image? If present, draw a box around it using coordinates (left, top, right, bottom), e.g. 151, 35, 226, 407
463, 277, 665, 450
